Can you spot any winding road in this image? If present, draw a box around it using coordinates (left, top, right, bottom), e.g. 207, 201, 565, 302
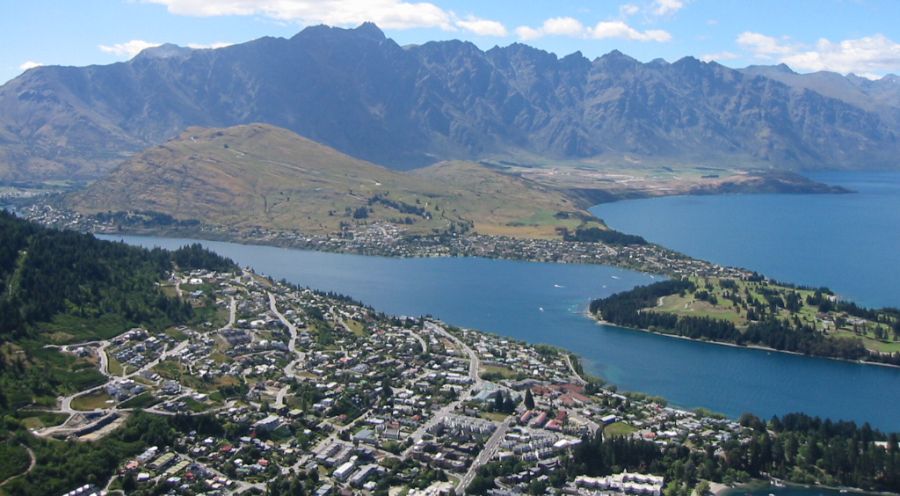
268, 291, 306, 408
0, 446, 35, 488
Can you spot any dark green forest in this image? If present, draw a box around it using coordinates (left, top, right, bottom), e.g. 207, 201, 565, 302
0, 213, 236, 493
0, 213, 235, 414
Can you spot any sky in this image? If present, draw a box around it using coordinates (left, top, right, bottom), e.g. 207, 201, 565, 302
3, 0, 900, 84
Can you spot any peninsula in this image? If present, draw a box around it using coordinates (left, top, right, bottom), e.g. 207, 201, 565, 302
590, 278, 900, 366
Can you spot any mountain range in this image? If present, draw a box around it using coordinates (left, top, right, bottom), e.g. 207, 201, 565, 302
1, 22, 898, 182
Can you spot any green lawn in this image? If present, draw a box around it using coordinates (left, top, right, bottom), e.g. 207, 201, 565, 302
71, 391, 115, 411
604, 422, 637, 438
480, 364, 519, 380
480, 411, 510, 422
831, 329, 900, 353
106, 352, 125, 377
652, 293, 744, 324
17, 412, 68, 430
118, 392, 161, 409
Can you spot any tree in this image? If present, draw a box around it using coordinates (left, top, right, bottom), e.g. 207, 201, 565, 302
695, 481, 710, 496
524, 388, 535, 410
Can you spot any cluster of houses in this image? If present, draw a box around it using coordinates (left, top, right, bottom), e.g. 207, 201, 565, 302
572, 472, 666, 496
49, 262, 763, 496
23, 202, 750, 281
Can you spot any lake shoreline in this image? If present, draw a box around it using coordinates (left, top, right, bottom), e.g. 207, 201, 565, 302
717, 477, 891, 496
590, 313, 900, 370
591, 171, 900, 309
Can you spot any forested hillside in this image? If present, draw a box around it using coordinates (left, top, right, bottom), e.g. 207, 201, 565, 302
0, 211, 234, 413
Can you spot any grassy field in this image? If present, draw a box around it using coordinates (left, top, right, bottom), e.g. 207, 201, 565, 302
479, 364, 519, 380
480, 411, 510, 422
106, 352, 125, 377
164, 327, 189, 342
118, 392, 161, 409
71, 391, 115, 411
655, 293, 744, 324
343, 319, 367, 337
604, 422, 637, 438
831, 329, 900, 353
17, 412, 68, 430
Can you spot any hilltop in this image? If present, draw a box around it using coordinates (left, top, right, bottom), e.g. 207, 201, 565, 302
66, 124, 604, 239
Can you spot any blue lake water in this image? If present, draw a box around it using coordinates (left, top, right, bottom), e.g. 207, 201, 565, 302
592, 171, 900, 309
103, 235, 900, 432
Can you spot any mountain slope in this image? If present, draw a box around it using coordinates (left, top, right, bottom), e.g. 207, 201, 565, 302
739, 64, 900, 126
66, 124, 603, 238
2, 23, 898, 181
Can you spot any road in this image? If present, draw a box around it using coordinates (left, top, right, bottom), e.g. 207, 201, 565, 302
269, 291, 306, 407
404, 328, 428, 354
226, 296, 236, 328
563, 353, 587, 386
425, 321, 480, 386
403, 321, 482, 457
457, 416, 514, 494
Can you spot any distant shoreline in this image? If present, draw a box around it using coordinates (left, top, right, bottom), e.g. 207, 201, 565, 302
717, 477, 889, 496
589, 312, 900, 370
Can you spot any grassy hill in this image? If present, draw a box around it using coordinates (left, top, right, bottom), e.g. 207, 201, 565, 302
67, 124, 605, 238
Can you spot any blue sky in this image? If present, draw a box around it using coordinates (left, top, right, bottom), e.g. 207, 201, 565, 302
3, 0, 900, 84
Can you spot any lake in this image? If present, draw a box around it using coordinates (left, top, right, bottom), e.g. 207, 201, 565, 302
102, 234, 900, 432
592, 171, 900, 309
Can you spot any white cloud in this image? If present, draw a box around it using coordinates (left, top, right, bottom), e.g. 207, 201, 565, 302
455, 16, 507, 37
186, 41, 233, 49
700, 51, 738, 62
592, 21, 671, 42
783, 35, 900, 75
619, 4, 640, 17
737, 31, 794, 57
145, 0, 510, 37
515, 26, 542, 41
144, 0, 456, 30
99, 40, 162, 58
652, 0, 684, 16
19, 61, 43, 71
542, 17, 587, 37
515, 17, 670, 43
737, 32, 900, 76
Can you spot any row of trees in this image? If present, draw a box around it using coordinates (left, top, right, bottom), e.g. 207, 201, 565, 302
562, 226, 648, 245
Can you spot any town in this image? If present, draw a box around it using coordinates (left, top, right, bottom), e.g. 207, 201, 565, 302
20, 204, 751, 280
29, 263, 756, 496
